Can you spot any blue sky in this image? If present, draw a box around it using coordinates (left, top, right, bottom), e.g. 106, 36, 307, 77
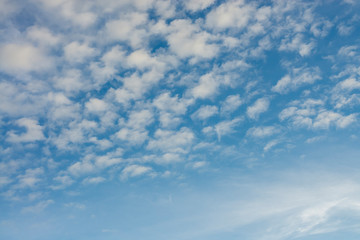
1, 0, 360, 239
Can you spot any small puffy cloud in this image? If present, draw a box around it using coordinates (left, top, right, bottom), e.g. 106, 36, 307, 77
264, 139, 279, 152
158, 112, 182, 128
147, 127, 195, 153
68, 151, 122, 176
116, 128, 149, 146
17, 167, 44, 189
53, 69, 85, 93
36, 0, 96, 27
184, 0, 215, 12
127, 49, 165, 71
279, 34, 315, 57
192, 105, 218, 120
247, 98, 270, 119
338, 45, 358, 57
116, 109, 153, 145
247, 126, 279, 138
68, 160, 95, 176
64, 41, 96, 63
272, 67, 321, 94
0, 43, 53, 73
156, 153, 182, 164
206, 1, 255, 30
153, 92, 191, 115
85, 98, 109, 113
336, 78, 360, 91
105, 12, 148, 48
279, 100, 356, 129
89, 137, 113, 150
27, 26, 60, 46
191, 73, 219, 99
51, 175, 74, 190
82, 176, 106, 185
94, 155, 122, 168
215, 117, 242, 141
167, 19, 219, 59
126, 109, 154, 129
120, 165, 152, 180
7, 118, 45, 143
337, 23, 353, 36
191, 161, 207, 169
313, 111, 356, 129
0, 82, 48, 117
90, 45, 126, 85
221, 94, 242, 115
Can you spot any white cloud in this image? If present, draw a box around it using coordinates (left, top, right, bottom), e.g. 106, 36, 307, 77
68, 159, 95, 176
85, 98, 109, 113
221, 94, 242, 115
51, 175, 74, 190
89, 137, 113, 150
127, 49, 166, 71
64, 41, 96, 63
16, 167, 44, 189
36, 0, 96, 27
272, 67, 321, 94
279, 100, 356, 129
167, 19, 219, 59
0, 43, 53, 73
67, 149, 122, 177
191, 73, 219, 99
215, 118, 242, 141
90, 45, 126, 85
26, 26, 60, 46
247, 98, 270, 119
338, 45, 358, 57
82, 176, 106, 185
206, 0, 255, 30
192, 105, 218, 120
53, 69, 85, 93
279, 34, 315, 57
156, 153, 183, 164
7, 118, 45, 143
147, 127, 195, 153
184, 0, 215, 12
153, 92, 191, 115
313, 111, 356, 129
158, 112, 182, 128
0, 82, 48, 117
247, 126, 279, 138
337, 23, 353, 36
337, 78, 360, 91
120, 165, 152, 180
105, 12, 148, 48
264, 139, 279, 152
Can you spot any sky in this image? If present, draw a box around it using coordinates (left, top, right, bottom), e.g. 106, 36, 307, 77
1, 0, 360, 239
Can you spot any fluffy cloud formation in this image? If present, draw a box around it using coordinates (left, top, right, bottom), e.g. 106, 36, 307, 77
247, 98, 270, 119
0, 43, 53, 73
7, 118, 45, 143
0, 4, 360, 240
